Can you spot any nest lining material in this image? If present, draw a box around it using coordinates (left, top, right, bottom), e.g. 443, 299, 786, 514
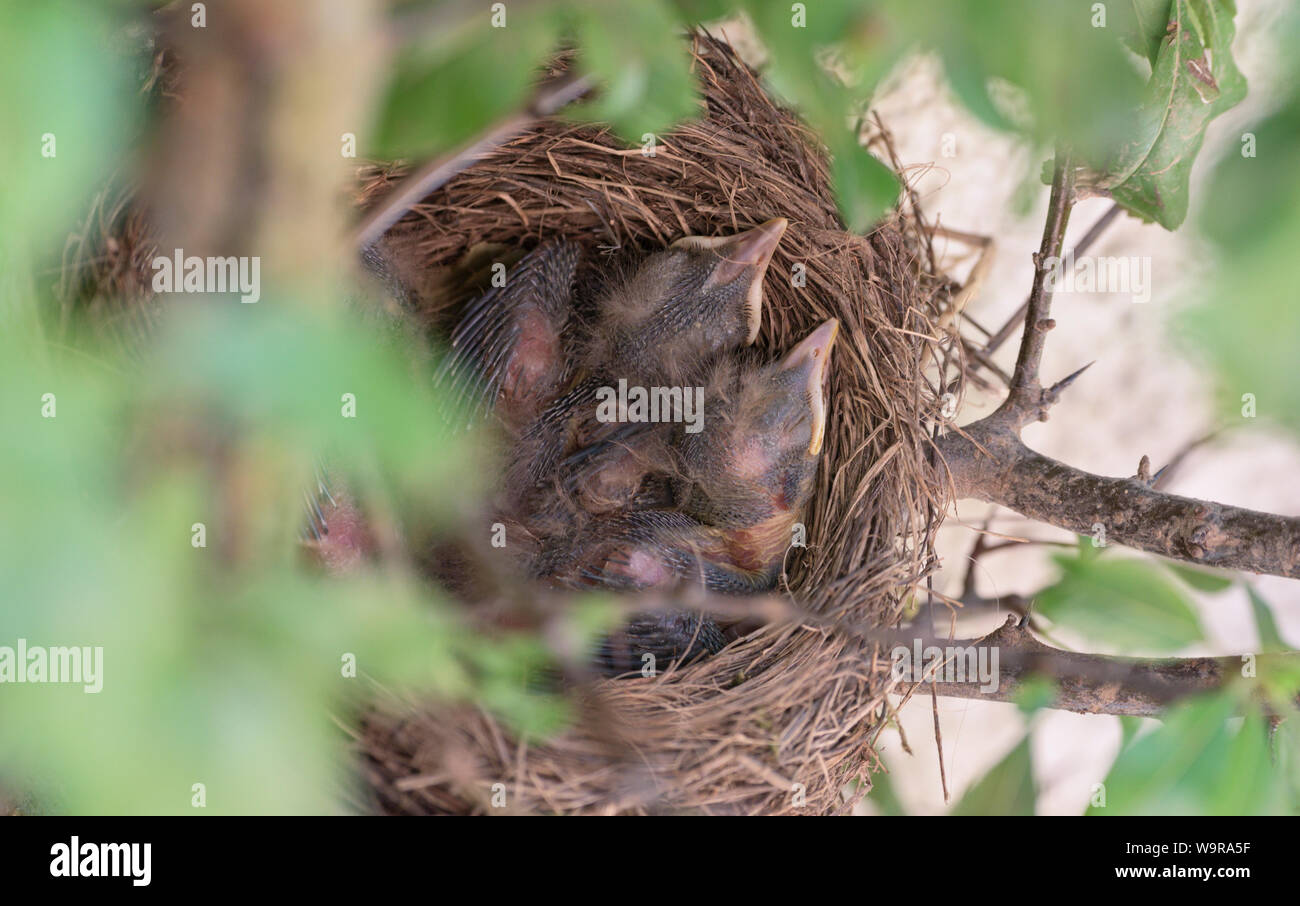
354, 34, 950, 815
58, 32, 951, 815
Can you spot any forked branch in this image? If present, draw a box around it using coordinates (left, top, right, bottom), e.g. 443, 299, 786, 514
938, 152, 1300, 580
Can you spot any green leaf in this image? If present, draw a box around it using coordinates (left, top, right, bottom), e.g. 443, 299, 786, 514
570, 0, 700, 143
1167, 563, 1234, 593
1013, 675, 1058, 715
371, 13, 561, 158
826, 129, 902, 234
1119, 715, 1147, 748
1090, 692, 1283, 815
667, 0, 737, 24
1182, 205, 1300, 435
742, 1, 900, 229
1117, 0, 1174, 64
1272, 717, 1300, 812
1182, 7, 1300, 437
1197, 88, 1300, 254
879, 0, 1146, 161
1247, 587, 1288, 652
1077, 533, 1105, 561
0, 1, 135, 250
1036, 555, 1203, 652
952, 736, 1036, 816
864, 769, 909, 816
1090, 0, 1247, 229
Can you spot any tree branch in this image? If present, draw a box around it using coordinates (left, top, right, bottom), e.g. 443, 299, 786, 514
890, 616, 1295, 718
937, 150, 1300, 579
974, 201, 1120, 370
938, 426, 1300, 578
996, 151, 1076, 429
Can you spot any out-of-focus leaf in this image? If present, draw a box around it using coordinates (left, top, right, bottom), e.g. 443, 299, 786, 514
1088, 0, 1246, 229
1014, 675, 1058, 715
1167, 563, 1234, 593
0, 293, 575, 813
1182, 204, 1300, 434
951, 736, 1036, 816
1119, 715, 1147, 748
825, 128, 901, 233
1117, 0, 1174, 64
570, 0, 700, 142
1273, 717, 1300, 811
0, 1, 134, 250
1183, 7, 1300, 436
865, 768, 909, 816
742, 0, 900, 229
371, 11, 561, 158
667, 0, 736, 23
879, 0, 1146, 162
1076, 533, 1104, 561
1037, 555, 1202, 652
1246, 587, 1288, 652
466, 636, 572, 737
1198, 92, 1300, 254
1089, 692, 1282, 815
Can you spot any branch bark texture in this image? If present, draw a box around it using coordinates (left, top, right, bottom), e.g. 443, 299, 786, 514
939, 152, 1300, 580
892, 616, 1291, 718
938, 426, 1300, 578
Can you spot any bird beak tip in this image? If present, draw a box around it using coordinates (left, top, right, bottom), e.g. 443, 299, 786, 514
780, 319, 838, 456
736, 219, 789, 343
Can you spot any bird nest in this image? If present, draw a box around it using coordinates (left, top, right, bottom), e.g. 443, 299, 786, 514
353, 34, 952, 815
58, 31, 952, 815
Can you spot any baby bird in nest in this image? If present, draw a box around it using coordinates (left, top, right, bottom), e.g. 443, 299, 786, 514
533, 320, 838, 674
440, 240, 581, 436
510, 218, 788, 487
311, 221, 833, 677
555, 319, 838, 594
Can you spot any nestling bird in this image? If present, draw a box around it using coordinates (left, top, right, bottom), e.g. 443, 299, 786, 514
300, 468, 376, 575
579, 217, 788, 386
532, 509, 731, 675
440, 240, 581, 435
514, 218, 789, 486
595, 608, 728, 677
673, 317, 839, 551
340, 222, 828, 678
530, 319, 838, 674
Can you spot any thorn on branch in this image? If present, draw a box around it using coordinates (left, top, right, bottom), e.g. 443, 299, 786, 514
1043, 360, 1093, 410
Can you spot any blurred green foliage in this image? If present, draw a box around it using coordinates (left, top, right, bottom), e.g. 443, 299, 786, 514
1181, 5, 1300, 436
1088, 690, 1285, 815
1086, 0, 1246, 228
0, 2, 615, 813
951, 736, 1036, 816
0, 2, 135, 253
1024, 539, 1297, 814
370, 0, 1159, 231
1036, 542, 1203, 653
0, 295, 619, 812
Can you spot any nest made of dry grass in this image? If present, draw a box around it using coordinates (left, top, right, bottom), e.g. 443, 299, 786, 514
57, 28, 954, 815
353, 33, 953, 815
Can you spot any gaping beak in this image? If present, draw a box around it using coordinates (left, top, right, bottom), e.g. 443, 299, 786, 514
673, 217, 788, 345
779, 318, 838, 456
